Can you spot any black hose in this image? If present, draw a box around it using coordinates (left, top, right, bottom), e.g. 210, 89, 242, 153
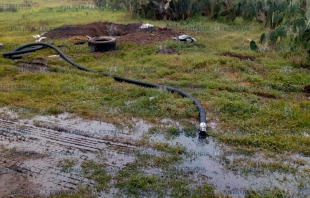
2, 42, 207, 137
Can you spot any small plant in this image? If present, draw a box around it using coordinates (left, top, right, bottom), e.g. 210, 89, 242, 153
59, 159, 76, 172
81, 160, 112, 191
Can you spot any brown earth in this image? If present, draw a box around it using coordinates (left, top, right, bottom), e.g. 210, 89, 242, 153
304, 85, 310, 93
304, 85, 310, 97
0, 151, 44, 198
45, 22, 183, 45
220, 52, 256, 61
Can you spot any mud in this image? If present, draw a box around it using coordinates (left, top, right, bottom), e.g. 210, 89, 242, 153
304, 85, 310, 94
254, 91, 277, 99
0, 108, 309, 198
148, 129, 309, 197
220, 52, 256, 61
14, 58, 50, 73
45, 22, 183, 45
0, 109, 142, 197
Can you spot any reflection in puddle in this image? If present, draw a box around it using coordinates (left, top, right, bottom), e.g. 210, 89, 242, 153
149, 130, 307, 198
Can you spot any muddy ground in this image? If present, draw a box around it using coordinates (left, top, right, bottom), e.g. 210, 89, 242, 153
2, 22, 310, 198
45, 22, 184, 45
0, 110, 140, 198
1, 108, 310, 198
220, 52, 256, 61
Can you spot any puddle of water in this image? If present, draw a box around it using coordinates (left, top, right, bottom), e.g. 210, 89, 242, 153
0, 109, 143, 197
148, 129, 305, 198
1, 107, 309, 197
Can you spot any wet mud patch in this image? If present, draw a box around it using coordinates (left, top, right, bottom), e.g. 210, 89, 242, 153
146, 129, 310, 197
0, 108, 309, 197
304, 85, 310, 96
45, 22, 183, 45
14, 58, 51, 73
0, 147, 45, 198
220, 52, 256, 61
253, 91, 277, 99
0, 114, 140, 197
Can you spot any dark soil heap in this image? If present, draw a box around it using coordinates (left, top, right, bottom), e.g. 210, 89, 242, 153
45, 22, 182, 45
220, 52, 256, 61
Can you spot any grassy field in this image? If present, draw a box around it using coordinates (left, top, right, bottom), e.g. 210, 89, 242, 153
0, 0, 310, 197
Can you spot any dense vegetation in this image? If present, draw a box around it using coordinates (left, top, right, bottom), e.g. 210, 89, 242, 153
94, 0, 310, 56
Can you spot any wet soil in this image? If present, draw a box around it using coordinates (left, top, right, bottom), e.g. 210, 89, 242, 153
0, 153, 44, 198
45, 22, 183, 45
304, 85, 310, 94
0, 109, 141, 197
0, 108, 309, 198
254, 91, 277, 99
15, 58, 51, 72
220, 52, 256, 61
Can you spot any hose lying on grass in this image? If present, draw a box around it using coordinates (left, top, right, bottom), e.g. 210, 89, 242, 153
2, 42, 208, 137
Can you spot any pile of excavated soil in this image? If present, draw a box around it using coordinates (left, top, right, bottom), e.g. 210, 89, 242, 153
304, 85, 310, 95
45, 22, 183, 45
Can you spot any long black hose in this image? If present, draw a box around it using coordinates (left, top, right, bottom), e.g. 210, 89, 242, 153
3, 42, 207, 137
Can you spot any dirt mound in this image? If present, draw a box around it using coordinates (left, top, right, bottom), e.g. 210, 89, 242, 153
220, 52, 256, 61
45, 22, 182, 45
304, 85, 310, 94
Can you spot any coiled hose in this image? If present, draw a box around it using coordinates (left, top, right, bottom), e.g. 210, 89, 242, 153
3, 42, 207, 137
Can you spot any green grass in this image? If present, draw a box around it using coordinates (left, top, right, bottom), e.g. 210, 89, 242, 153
59, 159, 76, 171
115, 160, 231, 198
81, 160, 112, 192
50, 187, 96, 198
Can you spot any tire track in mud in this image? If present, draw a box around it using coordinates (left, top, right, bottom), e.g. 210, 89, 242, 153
2, 112, 306, 197
0, 118, 138, 197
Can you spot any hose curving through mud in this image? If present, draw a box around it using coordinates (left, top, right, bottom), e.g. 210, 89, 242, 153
2, 42, 208, 137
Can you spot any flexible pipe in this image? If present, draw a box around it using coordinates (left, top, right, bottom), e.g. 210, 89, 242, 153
3, 42, 207, 136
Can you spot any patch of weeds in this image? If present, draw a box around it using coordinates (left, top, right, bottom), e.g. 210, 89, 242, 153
50, 186, 96, 198
132, 153, 153, 167
148, 125, 189, 139
291, 158, 307, 167
46, 106, 65, 115
152, 155, 183, 168
183, 127, 197, 138
245, 188, 289, 198
228, 158, 297, 176
116, 166, 192, 198
219, 133, 310, 156
166, 126, 181, 138
81, 160, 112, 192
133, 152, 183, 169
59, 159, 76, 171
117, 173, 160, 197
151, 142, 186, 155
115, 145, 226, 198
0, 144, 12, 153
190, 184, 232, 198
220, 102, 260, 117
135, 133, 151, 147
147, 126, 159, 135
227, 147, 256, 157
75, 56, 94, 63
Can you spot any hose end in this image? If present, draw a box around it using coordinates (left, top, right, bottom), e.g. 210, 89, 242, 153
198, 122, 208, 138
198, 122, 206, 132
